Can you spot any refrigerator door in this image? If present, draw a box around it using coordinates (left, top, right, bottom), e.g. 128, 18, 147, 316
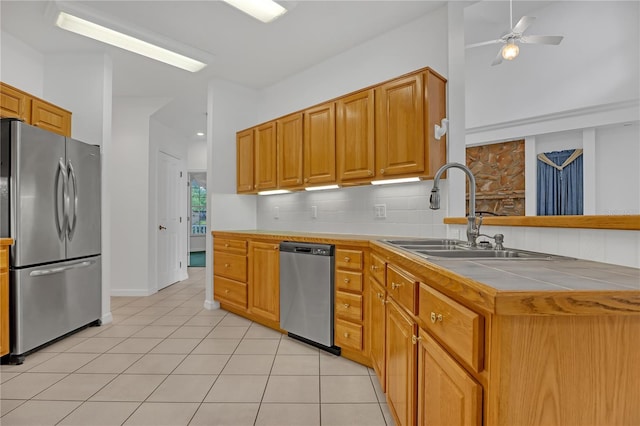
11, 255, 102, 356
65, 138, 101, 259
10, 121, 67, 267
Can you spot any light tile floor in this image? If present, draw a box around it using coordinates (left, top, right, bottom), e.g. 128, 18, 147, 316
0, 268, 394, 426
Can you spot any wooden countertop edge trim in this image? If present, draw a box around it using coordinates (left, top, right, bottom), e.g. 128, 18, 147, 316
212, 231, 640, 316
444, 215, 640, 230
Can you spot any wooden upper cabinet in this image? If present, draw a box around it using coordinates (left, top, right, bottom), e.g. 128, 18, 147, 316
254, 122, 277, 192
304, 102, 336, 185
376, 72, 425, 178
424, 70, 447, 177
31, 98, 71, 137
248, 241, 280, 323
1, 82, 72, 137
277, 112, 304, 189
336, 89, 375, 182
0, 82, 31, 123
236, 128, 255, 193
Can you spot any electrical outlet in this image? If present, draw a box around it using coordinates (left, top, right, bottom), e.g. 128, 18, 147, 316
311, 205, 317, 219
274, 206, 279, 219
374, 204, 387, 219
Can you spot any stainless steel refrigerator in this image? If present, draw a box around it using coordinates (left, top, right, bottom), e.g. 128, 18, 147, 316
0, 118, 101, 363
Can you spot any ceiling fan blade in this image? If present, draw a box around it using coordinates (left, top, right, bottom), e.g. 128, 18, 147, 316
512, 16, 536, 34
466, 39, 504, 49
520, 35, 564, 45
491, 48, 504, 66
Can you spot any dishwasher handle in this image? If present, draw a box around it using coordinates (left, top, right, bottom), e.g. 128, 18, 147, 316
279, 241, 334, 256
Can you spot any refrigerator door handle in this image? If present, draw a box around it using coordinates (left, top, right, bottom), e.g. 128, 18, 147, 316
67, 160, 78, 240
29, 259, 96, 277
54, 158, 68, 241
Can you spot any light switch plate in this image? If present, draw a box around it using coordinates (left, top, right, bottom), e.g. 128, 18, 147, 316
274, 206, 279, 219
374, 204, 387, 219
311, 205, 317, 219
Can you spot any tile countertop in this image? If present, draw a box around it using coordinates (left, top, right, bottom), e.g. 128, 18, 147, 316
213, 230, 640, 316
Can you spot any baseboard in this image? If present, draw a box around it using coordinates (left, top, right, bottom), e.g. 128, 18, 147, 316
204, 299, 220, 310
101, 312, 113, 325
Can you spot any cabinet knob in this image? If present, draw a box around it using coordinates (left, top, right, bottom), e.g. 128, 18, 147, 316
430, 312, 443, 323
224, 243, 229, 247
368, 170, 373, 176
224, 263, 230, 268
344, 256, 351, 262
380, 168, 385, 175
411, 335, 423, 345
304, 178, 309, 183
254, 184, 258, 189
225, 289, 230, 294
344, 332, 349, 338
343, 303, 350, 308
370, 265, 378, 272
391, 282, 402, 290
273, 245, 278, 250
344, 278, 350, 283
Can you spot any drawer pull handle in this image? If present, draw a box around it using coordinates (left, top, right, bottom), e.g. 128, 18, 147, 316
391, 282, 403, 290
430, 312, 443, 323
344, 278, 350, 283
224, 263, 230, 268
343, 303, 350, 308
224, 243, 229, 247
411, 335, 423, 345
344, 256, 351, 262
344, 332, 349, 338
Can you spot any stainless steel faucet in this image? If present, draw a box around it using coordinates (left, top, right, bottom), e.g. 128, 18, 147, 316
429, 162, 481, 247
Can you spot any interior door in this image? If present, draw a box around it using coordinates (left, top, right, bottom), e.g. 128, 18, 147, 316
157, 151, 181, 290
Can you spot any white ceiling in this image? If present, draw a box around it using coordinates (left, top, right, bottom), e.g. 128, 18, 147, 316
0, 0, 559, 139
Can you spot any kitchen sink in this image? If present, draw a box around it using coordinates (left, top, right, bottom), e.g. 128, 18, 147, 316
381, 239, 572, 261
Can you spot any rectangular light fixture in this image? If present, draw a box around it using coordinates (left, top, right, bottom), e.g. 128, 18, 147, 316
258, 189, 291, 195
222, 0, 287, 23
371, 177, 421, 186
55, 11, 207, 72
304, 185, 340, 192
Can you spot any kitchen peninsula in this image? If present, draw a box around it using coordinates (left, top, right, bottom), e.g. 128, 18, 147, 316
212, 230, 639, 426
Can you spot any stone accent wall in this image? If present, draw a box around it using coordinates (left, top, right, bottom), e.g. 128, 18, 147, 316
466, 140, 525, 216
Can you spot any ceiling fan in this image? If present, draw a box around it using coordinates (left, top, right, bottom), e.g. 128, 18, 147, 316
466, 0, 564, 66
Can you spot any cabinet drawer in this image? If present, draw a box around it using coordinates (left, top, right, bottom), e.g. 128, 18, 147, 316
386, 265, 418, 315
369, 253, 386, 285
419, 283, 484, 372
336, 291, 363, 322
335, 318, 363, 351
336, 249, 363, 271
214, 252, 247, 282
336, 270, 363, 292
214, 276, 247, 310
214, 238, 247, 255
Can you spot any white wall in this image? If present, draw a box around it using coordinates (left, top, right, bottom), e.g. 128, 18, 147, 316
110, 97, 170, 296
0, 31, 44, 95
188, 138, 207, 171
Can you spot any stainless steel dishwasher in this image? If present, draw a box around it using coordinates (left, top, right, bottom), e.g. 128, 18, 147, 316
279, 241, 340, 354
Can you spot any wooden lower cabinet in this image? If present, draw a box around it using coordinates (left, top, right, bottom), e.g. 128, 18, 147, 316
386, 298, 417, 426
248, 241, 280, 324
368, 277, 386, 390
418, 328, 482, 426
0, 240, 11, 357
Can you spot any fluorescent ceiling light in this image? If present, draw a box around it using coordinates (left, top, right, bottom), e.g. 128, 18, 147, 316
222, 0, 287, 23
371, 177, 421, 186
258, 189, 291, 195
55, 11, 207, 72
305, 185, 340, 192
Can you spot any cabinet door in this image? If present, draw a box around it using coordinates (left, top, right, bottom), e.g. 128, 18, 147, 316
376, 72, 425, 178
277, 113, 304, 188
254, 122, 277, 192
31, 98, 71, 137
336, 89, 375, 182
386, 298, 417, 426
368, 278, 386, 391
0, 82, 31, 122
248, 241, 280, 323
304, 102, 336, 185
236, 129, 255, 193
0, 245, 9, 357
418, 329, 482, 426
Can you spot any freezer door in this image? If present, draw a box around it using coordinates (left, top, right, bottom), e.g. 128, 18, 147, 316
11, 255, 102, 356
10, 121, 66, 267
66, 138, 101, 259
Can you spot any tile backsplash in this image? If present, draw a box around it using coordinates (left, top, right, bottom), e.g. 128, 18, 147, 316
257, 181, 449, 237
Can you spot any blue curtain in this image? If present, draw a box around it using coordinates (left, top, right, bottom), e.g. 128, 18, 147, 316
537, 149, 583, 215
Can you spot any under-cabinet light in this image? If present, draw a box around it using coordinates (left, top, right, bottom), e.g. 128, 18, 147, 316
55, 11, 207, 72
371, 177, 421, 186
222, 0, 287, 23
258, 189, 291, 195
304, 185, 340, 192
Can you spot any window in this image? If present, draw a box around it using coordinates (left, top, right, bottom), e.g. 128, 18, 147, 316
190, 173, 207, 235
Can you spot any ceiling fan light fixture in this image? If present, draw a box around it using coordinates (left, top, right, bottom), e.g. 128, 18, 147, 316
222, 0, 287, 23
501, 41, 520, 61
